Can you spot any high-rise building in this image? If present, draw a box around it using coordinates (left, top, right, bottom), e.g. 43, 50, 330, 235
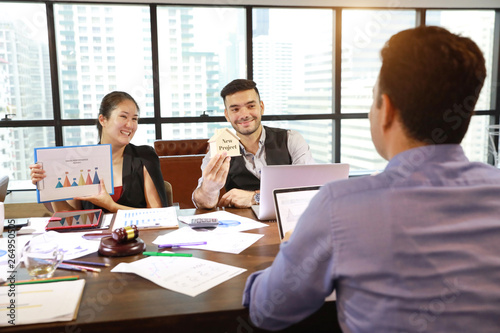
0, 20, 52, 181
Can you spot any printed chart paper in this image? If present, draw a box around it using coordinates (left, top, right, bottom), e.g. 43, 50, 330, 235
35, 144, 113, 203
112, 207, 179, 230
111, 256, 246, 297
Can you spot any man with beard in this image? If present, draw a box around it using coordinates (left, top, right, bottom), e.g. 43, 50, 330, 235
192, 79, 314, 209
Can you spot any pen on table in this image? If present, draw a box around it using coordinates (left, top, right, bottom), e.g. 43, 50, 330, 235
82, 232, 112, 239
59, 263, 101, 273
63, 260, 110, 267
158, 241, 207, 248
3, 275, 79, 286
142, 251, 193, 257
58, 263, 88, 272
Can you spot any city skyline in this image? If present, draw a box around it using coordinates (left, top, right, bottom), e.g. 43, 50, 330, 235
0, 4, 497, 189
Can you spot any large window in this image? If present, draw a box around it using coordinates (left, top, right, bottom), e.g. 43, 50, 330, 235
427, 10, 496, 164
1, 3, 499, 190
0, 2, 52, 187
253, 8, 333, 163
157, 6, 245, 119
54, 4, 153, 147
340, 9, 416, 171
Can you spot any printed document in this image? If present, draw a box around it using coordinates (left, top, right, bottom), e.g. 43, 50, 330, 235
35, 144, 113, 203
111, 256, 246, 297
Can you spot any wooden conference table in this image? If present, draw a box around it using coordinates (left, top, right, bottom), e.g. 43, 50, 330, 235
4, 208, 341, 333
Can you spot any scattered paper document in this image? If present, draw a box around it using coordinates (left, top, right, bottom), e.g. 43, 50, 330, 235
111, 256, 245, 297
153, 226, 264, 254
0, 235, 32, 283
0, 279, 85, 327
178, 211, 268, 233
23, 231, 100, 261
18, 217, 50, 235
113, 206, 178, 231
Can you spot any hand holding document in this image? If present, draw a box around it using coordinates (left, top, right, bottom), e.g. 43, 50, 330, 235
34, 144, 113, 203
111, 256, 246, 297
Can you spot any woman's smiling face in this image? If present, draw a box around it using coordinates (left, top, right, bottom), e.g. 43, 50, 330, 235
99, 99, 139, 146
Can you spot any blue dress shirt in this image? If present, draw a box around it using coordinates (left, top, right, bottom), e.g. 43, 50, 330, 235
243, 144, 500, 332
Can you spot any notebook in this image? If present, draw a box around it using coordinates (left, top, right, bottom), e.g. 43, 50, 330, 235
273, 186, 321, 240
251, 163, 349, 220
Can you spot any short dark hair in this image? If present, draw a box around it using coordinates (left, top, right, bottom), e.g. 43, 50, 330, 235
220, 79, 260, 103
378, 26, 486, 144
97, 91, 140, 140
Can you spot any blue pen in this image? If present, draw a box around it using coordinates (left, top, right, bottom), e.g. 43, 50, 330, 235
158, 241, 207, 248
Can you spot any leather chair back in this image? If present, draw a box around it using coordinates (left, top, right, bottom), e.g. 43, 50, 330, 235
154, 139, 209, 209
154, 139, 208, 156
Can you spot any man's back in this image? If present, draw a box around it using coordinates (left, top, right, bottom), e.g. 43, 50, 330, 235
327, 145, 500, 332
243, 27, 496, 332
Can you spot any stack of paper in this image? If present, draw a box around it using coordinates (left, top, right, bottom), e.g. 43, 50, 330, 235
0, 279, 85, 327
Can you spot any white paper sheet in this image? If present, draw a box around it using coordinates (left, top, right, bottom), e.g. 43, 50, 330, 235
0, 235, 33, 283
0, 279, 85, 327
153, 227, 264, 254
20, 231, 100, 261
178, 211, 269, 232
111, 256, 246, 297
112, 207, 178, 230
35, 144, 113, 203
17, 218, 50, 235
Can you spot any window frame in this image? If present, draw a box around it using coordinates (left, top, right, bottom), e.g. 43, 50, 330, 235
0, 3, 499, 190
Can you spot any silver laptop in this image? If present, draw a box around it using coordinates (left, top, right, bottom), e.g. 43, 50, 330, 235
273, 186, 321, 239
251, 163, 349, 220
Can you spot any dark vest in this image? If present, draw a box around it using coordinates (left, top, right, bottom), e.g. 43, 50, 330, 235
225, 126, 292, 191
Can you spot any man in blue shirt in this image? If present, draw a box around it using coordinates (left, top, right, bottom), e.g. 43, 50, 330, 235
243, 26, 500, 332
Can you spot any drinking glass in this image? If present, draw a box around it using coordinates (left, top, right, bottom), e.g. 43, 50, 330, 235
22, 241, 64, 279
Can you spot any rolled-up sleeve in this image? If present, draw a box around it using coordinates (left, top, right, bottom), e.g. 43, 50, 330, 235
287, 130, 315, 165
242, 187, 336, 331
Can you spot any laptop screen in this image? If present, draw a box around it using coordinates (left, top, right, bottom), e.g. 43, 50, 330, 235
273, 186, 321, 239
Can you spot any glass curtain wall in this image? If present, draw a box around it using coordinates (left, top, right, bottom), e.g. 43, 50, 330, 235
0, 2, 498, 189
253, 8, 333, 163
0, 3, 53, 186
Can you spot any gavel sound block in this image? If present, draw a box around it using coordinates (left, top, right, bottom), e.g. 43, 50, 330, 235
98, 225, 146, 257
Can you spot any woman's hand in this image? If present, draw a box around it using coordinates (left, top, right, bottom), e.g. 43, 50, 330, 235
29, 163, 45, 185
75, 179, 118, 212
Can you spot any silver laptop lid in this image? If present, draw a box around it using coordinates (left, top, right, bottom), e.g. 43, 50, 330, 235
255, 163, 349, 220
